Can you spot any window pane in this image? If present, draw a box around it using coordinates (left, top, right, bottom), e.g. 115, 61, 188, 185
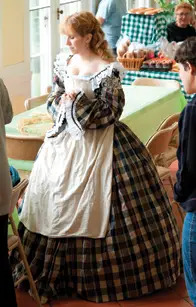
31, 56, 40, 97
60, 0, 80, 4
30, 10, 40, 55
30, 0, 50, 9
30, 7, 51, 95
59, 1, 81, 51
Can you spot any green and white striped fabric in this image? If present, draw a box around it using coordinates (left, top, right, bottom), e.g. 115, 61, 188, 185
121, 12, 168, 46
122, 69, 193, 102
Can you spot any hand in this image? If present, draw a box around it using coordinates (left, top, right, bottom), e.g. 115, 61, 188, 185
66, 92, 77, 100
60, 92, 77, 104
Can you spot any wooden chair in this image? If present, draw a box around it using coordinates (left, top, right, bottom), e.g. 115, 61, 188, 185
132, 77, 181, 89
155, 113, 180, 167
146, 124, 183, 223
6, 134, 44, 161
146, 123, 178, 190
24, 86, 52, 111
8, 179, 42, 306
24, 94, 49, 111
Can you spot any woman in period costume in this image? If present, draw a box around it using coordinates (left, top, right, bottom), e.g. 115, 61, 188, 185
11, 11, 181, 304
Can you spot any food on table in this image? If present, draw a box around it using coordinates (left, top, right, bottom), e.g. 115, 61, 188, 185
125, 51, 135, 58
117, 38, 130, 58
121, 47, 155, 60
128, 7, 163, 15
141, 58, 173, 71
172, 62, 179, 72
18, 113, 53, 136
149, 60, 156, 69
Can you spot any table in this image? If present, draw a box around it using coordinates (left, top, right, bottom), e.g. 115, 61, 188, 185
122, 69, 194, 102
121, 12, 169, 46
121, 85, 186, 143
6, 104, 50, 171
6, 85, 186, 171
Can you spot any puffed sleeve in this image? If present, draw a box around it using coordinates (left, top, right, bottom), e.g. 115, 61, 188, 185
62, 68, 125, 140
47, 74, 65, 122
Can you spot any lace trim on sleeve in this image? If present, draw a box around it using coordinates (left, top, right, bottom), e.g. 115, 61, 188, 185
65, 91, 84, 140
90, 62, 125, 92
46, 91, 84, 140
46, 102, 67, 138
53, 53, 72, 80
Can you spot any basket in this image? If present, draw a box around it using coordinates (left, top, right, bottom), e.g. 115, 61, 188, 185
118, 57, 144, 71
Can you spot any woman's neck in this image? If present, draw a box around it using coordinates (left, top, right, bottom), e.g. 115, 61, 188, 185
176, 22, 188, 28
78, 50, 98, 62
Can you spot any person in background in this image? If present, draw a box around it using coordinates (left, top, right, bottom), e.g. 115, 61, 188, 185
96, 0, 126, 54
167, 2, 196, 42
174, 37, 196, 307
0, 78, 17, 306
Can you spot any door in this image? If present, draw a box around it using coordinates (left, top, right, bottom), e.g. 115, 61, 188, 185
29, 0, 83, 96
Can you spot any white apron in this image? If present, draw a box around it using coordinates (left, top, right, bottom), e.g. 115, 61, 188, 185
20, 72, 114, 238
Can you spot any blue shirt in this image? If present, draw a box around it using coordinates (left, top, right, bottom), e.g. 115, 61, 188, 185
96, 0, 126, 49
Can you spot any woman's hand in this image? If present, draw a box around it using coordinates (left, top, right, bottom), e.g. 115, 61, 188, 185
60, 92, 77, 104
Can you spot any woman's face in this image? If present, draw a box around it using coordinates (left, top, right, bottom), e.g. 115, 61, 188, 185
65, 26, 90, 54
175, 8, 192, 28
179, 63, 196, 94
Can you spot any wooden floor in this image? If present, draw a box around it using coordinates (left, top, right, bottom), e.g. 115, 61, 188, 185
14, 161, 193, 307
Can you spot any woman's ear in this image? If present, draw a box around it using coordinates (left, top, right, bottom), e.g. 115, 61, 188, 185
85, 33, 93, 44
187, 62, 196, 75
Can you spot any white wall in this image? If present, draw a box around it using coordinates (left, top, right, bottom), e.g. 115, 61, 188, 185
0, 0, 31, 114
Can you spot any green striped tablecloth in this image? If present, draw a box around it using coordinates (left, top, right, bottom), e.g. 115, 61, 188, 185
121, 12, 168, 46
122, 69, 194, 102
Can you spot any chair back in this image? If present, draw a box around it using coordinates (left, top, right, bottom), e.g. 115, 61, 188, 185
132, 78, 181, 89
146, 123, 178, 157
157, 113, 180, 130
9, 179, 29, 215
158, 113, 180, 148
24, 94, 49, 111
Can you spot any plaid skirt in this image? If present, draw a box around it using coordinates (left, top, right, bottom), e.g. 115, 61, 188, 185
10, 122, 181, 304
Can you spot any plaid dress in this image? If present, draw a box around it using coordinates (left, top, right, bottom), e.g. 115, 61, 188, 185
10, 59, 181, 304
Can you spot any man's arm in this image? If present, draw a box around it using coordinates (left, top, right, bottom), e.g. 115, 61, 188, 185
96, 0, 112, 25
0, 79, 13, 125
174, 100, 196, 202
97, 16, 105, 25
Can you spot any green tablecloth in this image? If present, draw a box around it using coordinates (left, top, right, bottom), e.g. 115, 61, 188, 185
7, 104, 49, 171
121, 85, 186, 143
122, 69, 194, 102
121, 12, 168, 46
6, 104, 49, 136
6, 85, 186, 171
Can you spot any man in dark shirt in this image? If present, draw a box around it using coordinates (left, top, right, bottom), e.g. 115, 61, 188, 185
167, 2, 196, 42
174, 37, 196, 307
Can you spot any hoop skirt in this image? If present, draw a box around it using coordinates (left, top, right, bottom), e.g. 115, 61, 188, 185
10, 58, 181, 304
